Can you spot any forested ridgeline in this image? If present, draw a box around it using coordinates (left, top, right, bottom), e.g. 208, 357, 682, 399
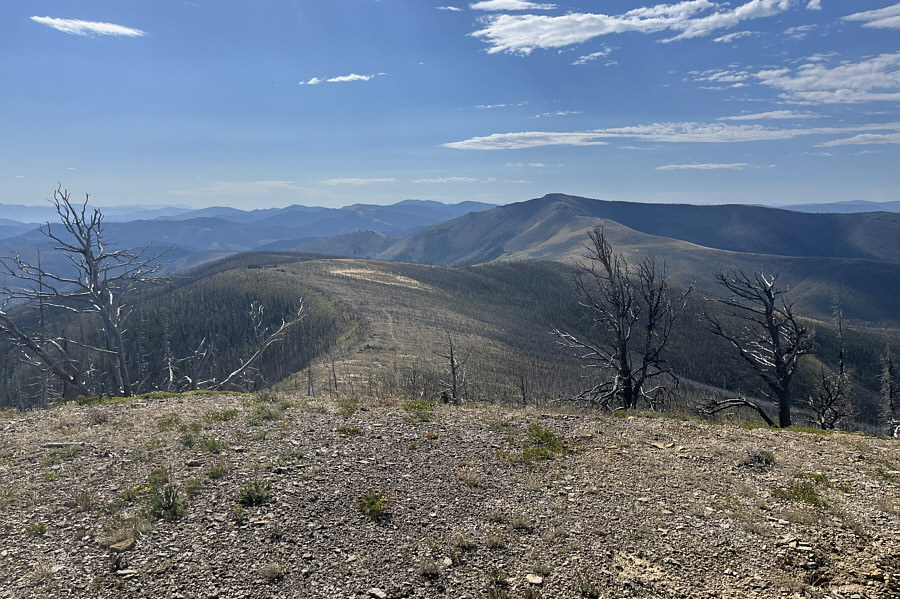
2, 246, 898, 433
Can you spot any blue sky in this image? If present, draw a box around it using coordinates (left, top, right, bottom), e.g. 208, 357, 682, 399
1, 0, 898, 209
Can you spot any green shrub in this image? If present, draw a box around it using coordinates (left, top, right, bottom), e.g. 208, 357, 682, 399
157, 413, 182, 431
202, 439, 227, 453
147, 485, 186, 521
359, 490, 392, 522
772, 482, 825, 507
238, 479, 272, 506
207, 461, 229, 479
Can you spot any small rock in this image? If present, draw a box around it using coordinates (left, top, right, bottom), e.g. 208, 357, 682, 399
186, 460, 202, 467
109, 538, 136, 553
441, 557, 452, 568
368, 588, 387, 599
526, 574, 543, 586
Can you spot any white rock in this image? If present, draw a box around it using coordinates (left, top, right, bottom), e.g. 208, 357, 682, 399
526, 574, 543, 585
368, 588, 387, 599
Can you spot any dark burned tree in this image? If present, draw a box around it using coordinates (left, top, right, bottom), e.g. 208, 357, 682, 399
805, 304, 855, 430
704, 270, 813, 428
553, 226, 692, 410
1, 186, 165, 398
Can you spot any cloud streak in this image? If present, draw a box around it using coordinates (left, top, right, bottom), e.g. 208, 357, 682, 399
322, 178, 396, 185
470, 0, 795, 54
470, 1, 556, 11
30, 16, 146, 37
842, 3, 900, 29
169, 181, 304, 196
414, 177, 478, 183
299, 73, 380, 85
657, 163, 748, 170
444, 121, 900, 149
755, 52, 900, 104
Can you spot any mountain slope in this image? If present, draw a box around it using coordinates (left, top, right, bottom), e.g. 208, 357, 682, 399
294, 194, 900, 325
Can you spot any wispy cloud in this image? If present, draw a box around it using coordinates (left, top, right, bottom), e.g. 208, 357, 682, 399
327, 73, 375, 83
806, 0, 821, 10
712, 30, 753, 43
657, 162, 748, 170
414, 177, 478, 183
533, 110, 581, 118
755, 52, 900, 104
506, 162, 547, 167
30, 16, 146, 37
444, 121, 900, 149
474, 101, 528, 109
299, 73, 380, 85
436, 6, 463, 11
470, 0, 556, 11
322, 177, 395, 185
816, 133, 900, 147
572, 47, 613, 65
718, 110, 819, 120
445, 131, 610, 149
470, 0, 796, 54
842, 3, 900, 29
169, 181, 304, 196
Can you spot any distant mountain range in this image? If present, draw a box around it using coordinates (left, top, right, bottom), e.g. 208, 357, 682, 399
1, 194, 898, 325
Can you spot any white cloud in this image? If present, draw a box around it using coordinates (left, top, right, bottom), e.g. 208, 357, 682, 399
842, 3, 900, 29
436, 6, 463, 11
169, 181, 304, 196
299, 73, 381, 86
414, 177, 478, 183
506, 162, 547, 166
712, 30, 752, 42
444, 131, 610, 149
755, 52, 900, 104
718, 110, 819, 120
327, 73, 374, 83
444, 120, 900, 149
533, 110, 581, 118
322, 178, 396, 185
475, 101, 528, 109
470, 0, 795, 54
806, 0, 821, 9
470, 0, 556, 11
572, 47, 613, 65
816, 133, 900, 147
657, 163, 748, 170
30, 16, 146, 37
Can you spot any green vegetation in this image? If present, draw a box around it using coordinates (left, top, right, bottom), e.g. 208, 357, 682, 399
402, 400, 435, 422
337, 397, 360, 418
147, 485, 186, 521
201, 439, 227, 453
772, 482, 825, 507
26, 522, 47, 536
237, 479, 272, 506
205, 409, 240, 422
207, 461, 230, 479
337, 425, 363, 436
359, 490, 392, 522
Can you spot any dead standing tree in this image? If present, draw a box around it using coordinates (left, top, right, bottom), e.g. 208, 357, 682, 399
437, 332, 468, 403
553, 227, 692, 411
704, 270, 813, 428
804, 304, 855, 430
1, 187, 165, 398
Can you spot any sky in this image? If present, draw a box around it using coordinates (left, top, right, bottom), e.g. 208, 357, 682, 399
1, 0, 898, 209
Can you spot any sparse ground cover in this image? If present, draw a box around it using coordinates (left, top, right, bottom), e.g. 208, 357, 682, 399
0, 393, 897, 598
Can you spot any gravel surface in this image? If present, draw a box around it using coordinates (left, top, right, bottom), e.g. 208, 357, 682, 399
0, 393, 897, 598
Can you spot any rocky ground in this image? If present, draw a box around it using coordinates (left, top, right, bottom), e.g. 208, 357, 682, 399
0, 392, 897, 599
